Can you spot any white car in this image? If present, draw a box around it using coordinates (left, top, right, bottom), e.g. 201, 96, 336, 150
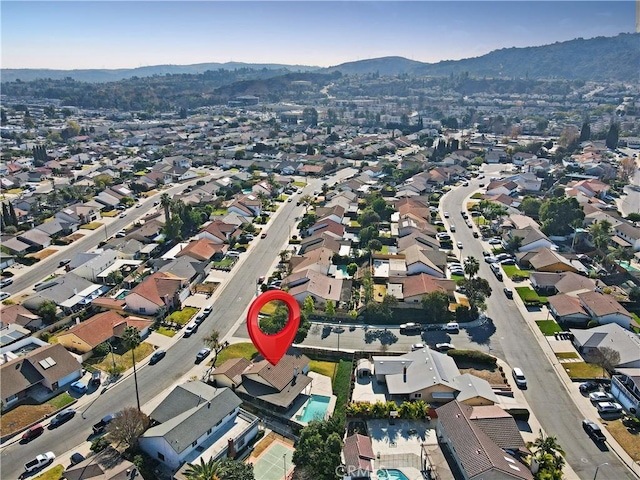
488, 238, 502, 245
589, 392, 613, 402
443, 212, 450, 218
457, 241, 463, 249
0, 292, 11, 301
596, 402, 622, 414
436, 342, 455, 351
411, 343, 425, 351
444, 322, 459, 332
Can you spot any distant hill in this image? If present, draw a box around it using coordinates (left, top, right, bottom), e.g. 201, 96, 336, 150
325, 33, 639, 82
1, 62, 319, 83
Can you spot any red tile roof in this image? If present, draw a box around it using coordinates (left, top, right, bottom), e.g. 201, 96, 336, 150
129, 271, 185, 307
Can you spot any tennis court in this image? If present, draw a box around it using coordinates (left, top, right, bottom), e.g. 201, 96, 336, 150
252, 440, 294, 480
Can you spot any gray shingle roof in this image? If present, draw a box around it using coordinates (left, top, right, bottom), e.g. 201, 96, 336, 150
144, 384, 242, 454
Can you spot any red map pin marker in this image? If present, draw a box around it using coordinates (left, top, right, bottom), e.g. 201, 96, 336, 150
247, 290, 300, 365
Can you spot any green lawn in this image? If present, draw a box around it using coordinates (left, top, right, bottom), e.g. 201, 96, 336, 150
213, 257, 235, 268
166, 307, 199, 326
515, 286, 547, 304
86, 342, 154, 373
333, 360, 353, 424
309, 360, 338, 379
215, 342, 259, 366
33, 465, 64, 480
562, 362, 603, 379
80, 222, 103, 230
451, 274, 465, 282
501, 264, 530, 278
48, 392, 74, 409
535, 320, 562, 335
556, 352, 580, 359
211, 208, 228, 215
292, 181, 307, 187
156, 326, 177, 337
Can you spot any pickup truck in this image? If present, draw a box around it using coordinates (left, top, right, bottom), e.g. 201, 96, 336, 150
92, 413, 118, 434
24, 452, 55, 473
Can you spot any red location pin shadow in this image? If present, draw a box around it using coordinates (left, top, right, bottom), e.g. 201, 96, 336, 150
247, 290, 300, 365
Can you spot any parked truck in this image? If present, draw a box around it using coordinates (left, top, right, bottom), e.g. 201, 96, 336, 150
92, 413, 118, 434
24, 452, 55, 473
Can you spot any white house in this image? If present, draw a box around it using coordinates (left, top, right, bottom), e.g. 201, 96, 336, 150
125, 272, 188, 316
614, 222, 640, 251
69, 250, 118, 283
578, 291, 635, 330
139, 383, 259, 472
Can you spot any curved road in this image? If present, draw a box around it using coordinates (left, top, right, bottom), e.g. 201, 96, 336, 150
441, 171, 635, 480
1, 168, 357, 479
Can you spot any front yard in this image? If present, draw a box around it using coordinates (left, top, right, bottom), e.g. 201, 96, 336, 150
214, 342, 259, 367
515, 286, 547, 305
561, 362, 603, 379
501, 264, 531, 279
0, 393, 74, 437
79, 221, 103, 230
85, 342, 155, 373
604, 417, 640, 460
535, 320, 562, 335
165, 306, 198, 326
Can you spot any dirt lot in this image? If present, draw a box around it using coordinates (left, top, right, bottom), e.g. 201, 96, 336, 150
0, 393, 74, 437
65, 233, 85, 242
459, 365, 506, 385
28, 249, 58, 260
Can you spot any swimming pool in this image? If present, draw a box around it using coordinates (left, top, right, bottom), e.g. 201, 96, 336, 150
619, 261, 640, 273
377, 468, 410, 480
299, 395, 330, 422
115, 289, 129, 300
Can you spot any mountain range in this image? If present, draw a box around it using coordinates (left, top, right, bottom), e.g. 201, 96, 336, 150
2, 33, 638, 84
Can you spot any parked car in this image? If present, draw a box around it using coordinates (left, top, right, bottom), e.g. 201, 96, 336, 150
92, 413, 119, 434
260, 233, 267, 238
444, 322, 459, 332
22, 424, 44, 442
50, 408, 76, 427
59, 258, 71, 267
399, 323, 421, 333
0, 292, 11, 301
0, 277, 13, 287
70, 453, 86, 466
119, 212, 127, 218
411, 343, 425, 351
582, 419, 606, 443
473, 231, 479, 238
580, 381, 600, 393
149, 349, 166, 365
24, 452, 55, 473
456, 241, 463, 249
488, 238, 502, 245
184, 323, 198, 337
512, 368, 527, 388
596, 402, 622, 414
503, 288, 514, 299
449, 224, 456, 232
203, 305, 212, 315
436, 343, 455, 352
443, 212, 450, 218
589, 392, 614, 402
70, 381, 87, 394
500, 258, 516, 265
195, 348, 211, 363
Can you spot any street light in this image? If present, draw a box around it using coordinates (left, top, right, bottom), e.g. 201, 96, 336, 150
593, 462, 608, 480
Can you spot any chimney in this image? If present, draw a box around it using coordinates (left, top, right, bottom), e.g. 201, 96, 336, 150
227, 438, 236, 459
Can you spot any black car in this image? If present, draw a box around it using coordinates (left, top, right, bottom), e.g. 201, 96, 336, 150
70, 453, 86, 466
580, 381, 599, 393
582, 419, 606, 443
149, 349, 166, 365
503, 288, 514, 299
195, 348, 211, 363
50, 408, 76, 427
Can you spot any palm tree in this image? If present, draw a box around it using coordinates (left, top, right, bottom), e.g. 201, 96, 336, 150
463, 256, 480, 279
184, 457, 225, 480
122, 326, 141, 411
530, 429, 565, 459
589, 220, 612, 251
160, 193, 171, 221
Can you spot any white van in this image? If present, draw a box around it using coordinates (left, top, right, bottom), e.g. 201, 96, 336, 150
444, 322, 459, 332
512, 368, 527, 388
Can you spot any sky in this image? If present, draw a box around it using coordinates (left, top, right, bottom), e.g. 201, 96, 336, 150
1, 1, 635, 70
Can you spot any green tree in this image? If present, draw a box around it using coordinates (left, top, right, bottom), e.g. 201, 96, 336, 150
302, 107, 318, 126
303, 296, 315, 316
183, 457, 254, 480
8, 202, 18, 227
479, 200, 507, 220
578, 118, 590, 142
463, 256, 480, 279
106, 270, 124, 285
459, 277, 492, 313
589, 219, 612, 251
346, 262, 358, 277
292, 418, 343, 480
37, 300, 58, 324
325, 300, 335, 317
122, 326, 142, 411
528, 429, 565, 480
367, 239, 382, 254
160, 193, 171, 221
421, 291, 450, 321
504, 235, 523, 254
520, 196, 542, 218
358, 209, 380, 228
539, 197, 584, 236
605, 122, 619, 149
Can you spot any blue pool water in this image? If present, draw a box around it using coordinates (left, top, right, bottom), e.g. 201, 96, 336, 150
377, 469, 410, 480
115, 290, 129, 300
300, 395, 330, 422
619, 261, 640, 273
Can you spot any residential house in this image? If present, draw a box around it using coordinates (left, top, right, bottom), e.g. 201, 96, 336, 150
62, 447, 145, 480
57, 311, 152, 355
197, 220, 239, 244
227, 194, 261, 218
0, 324, 31, 347
577, 291, 635, 329
610, 371, 640, 420
529, 272, 595, 296
289, 247, 334, 275
22, 272, 107, 314
392, 273, 455, 304
436, 401, 533, 480
284, 268, 345, 306
210, 358, 251, 389
485, 180, 518, 197
18, 228, 52, 250
547, 294, 591, 325
306, 218, 345, 238
570, 323, 640, 369
372, 349, 497, 405
341, 434, 375, 480
570, 179, 610, 199
614, 222, 640, 251
127, 218, 166, 244
125, 272, 188, 316
401, 244, 445, 278
69, 250, 118, 283
0, 343, 82, 409
0, 304, 43, 331
2, 237, 31, 255
232, 349, 313, 413
139, 382, 259, 472
156, 256, 209, 284
506, 227, 554, 253
175, 238, 226, 262
36, 218, 78, 238
55, 202, 101, 225
521, 248, 578, 273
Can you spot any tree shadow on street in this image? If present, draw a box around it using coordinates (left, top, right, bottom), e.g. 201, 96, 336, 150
466, 316, 497, 345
